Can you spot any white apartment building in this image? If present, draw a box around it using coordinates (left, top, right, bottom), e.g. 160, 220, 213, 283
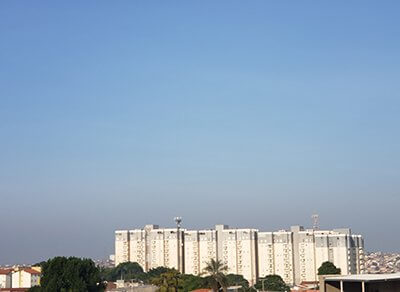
258, 230, 294, 284
257, 226, 365, 285
115, 225, 185, 272
216, 225, 258, 285
115, 230, 130, 266
183, 229, 218, 276
115, 224, 364, 286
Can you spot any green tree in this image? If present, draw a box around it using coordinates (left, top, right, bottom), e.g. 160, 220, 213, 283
318, 261, 341, 275
225, 274, 251, 292
146, 267, 174, 279
181, 274, 207, 292
146, 267, 176, 284
109, 262, 145, 282
151, 269, 183, 292
255, 275, 290, 292
203, 259, 228, 292
36, 256, 105, 292
225, 274, 249, 288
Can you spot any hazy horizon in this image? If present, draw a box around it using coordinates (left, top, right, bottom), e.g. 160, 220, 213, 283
1, 1, 399, 265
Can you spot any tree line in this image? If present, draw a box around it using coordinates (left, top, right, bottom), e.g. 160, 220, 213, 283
29, 256, 340, 292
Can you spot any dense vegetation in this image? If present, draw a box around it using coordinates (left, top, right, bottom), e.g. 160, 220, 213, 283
29, 256, 105, 292
29, 257, 293, 292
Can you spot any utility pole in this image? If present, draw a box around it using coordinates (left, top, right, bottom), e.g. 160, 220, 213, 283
174, 216, 182, 273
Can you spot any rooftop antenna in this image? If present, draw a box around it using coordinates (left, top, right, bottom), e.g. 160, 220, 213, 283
174, 216, 183, 273
174, 216, 182, 228
312, 214, 320, 230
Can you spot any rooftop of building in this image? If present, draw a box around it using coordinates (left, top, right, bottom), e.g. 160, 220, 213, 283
324, 273, 400, 282
0, 269, 12, 275
22, 268, 41, 275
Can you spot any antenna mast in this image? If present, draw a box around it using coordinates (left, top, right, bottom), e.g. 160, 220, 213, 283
312, 214, 320, 230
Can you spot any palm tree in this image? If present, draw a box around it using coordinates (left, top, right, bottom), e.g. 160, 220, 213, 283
203, 259, 228, 292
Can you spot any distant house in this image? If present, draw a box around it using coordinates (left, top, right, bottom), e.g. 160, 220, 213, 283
11, 268, 40, 288
0, 269, 12, 288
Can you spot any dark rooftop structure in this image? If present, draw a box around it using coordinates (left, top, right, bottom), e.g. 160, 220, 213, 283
320, 273, 400, 292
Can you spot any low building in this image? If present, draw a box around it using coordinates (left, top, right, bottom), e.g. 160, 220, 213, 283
105, 283, 158, 292
320, 273, 400, 292
0, 289, 29, 292
11, 268, 40, 289
0, 269, 12, 288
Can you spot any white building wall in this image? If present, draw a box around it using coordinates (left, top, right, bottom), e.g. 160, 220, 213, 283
236, 229, 258, 285
11, 271, 31, 288
273, 231, 294, 285
353, 234, 365, 274
298, 231, 316, 282
184, 230, 200, 275
148, 229, 166, 270
0, 274, 11, 288
163, 228, 181, 270
257, 232, 274, 278
115, 224, 364, 286
331, 234, 349, 275
115, 230, 130, 266
218, 227, 258, 285
198, 230, 217, 274
221, 229, 238, 275
315, 233, 330, 275
129, 229, 146, 270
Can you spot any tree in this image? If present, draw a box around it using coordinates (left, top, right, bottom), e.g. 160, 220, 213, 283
146, 267, 176, 284
254, 275, 290, 292
98, 266, 113, 282
181, 274, 207, 292
109, 262, 145, 282
318, 261, 341, 275
37, 256, 105, 292
147, 267, 175, 279
226, 274, 249, 289
151, 269, 183, 292
203, 259, 228, 292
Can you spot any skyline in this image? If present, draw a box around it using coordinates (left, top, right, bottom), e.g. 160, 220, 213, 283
1, 0, 400, 265
0, 219, 387, 265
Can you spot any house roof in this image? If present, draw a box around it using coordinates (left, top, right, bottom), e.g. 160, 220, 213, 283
0, 269, 12, 275
21, 268, 41, 275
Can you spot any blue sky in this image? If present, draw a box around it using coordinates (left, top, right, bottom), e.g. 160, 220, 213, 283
0, 1, 399, 264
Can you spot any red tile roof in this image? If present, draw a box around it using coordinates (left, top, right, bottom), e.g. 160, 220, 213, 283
22, 268, 40, 275
0, 269, 12, 275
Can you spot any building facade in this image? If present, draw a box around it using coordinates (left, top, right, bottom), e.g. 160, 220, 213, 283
115, 224, 364, 286
11, 268, 40, 288
0, 269, 12, 288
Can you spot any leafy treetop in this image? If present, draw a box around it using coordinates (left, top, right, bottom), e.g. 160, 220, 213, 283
318, 261, 341, 275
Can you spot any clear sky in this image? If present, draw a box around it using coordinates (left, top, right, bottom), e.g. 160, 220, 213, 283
1, 1, 399, 265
